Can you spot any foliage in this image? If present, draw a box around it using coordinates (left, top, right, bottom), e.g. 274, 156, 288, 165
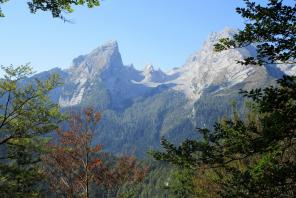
89, 90, 196, 157
164, 168, 196, 198
124, 161, 172, 198
120, 160, 219, 198
214, 0, 296, 65
42, 107, 148, 198
42, 107, 102, 198
105, 156, 149, 197
152, 76, 296, 197
0, 0, 100, 19
0, 64, 63, 197
152, 0, 296, 197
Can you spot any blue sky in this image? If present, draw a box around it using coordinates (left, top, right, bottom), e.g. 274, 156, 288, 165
0, 0, 248, 72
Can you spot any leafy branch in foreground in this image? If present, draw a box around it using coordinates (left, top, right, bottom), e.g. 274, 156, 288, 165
0, 64, 64, 197
214, 0, 296, 65
151, 76, 296, 197
0, 0, 100, 19
152, 0, 296, 197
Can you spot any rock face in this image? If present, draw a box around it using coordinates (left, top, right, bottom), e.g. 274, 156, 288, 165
141, 64, 170, 83
58, 41, 148, 109
163, 28, 260, 100
32, 28, 293, 156
54, 28, 287, 109
277, 63, 296, 76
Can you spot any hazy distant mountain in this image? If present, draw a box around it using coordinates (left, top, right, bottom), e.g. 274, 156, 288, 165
33, 28, 293, 156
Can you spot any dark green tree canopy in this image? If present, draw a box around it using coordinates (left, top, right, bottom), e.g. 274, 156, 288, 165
0, 0, 100, 18
152, 75, 296, 197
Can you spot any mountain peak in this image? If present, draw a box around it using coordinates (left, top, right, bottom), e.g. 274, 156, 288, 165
69, 40, 123, 75
202, 27, 237, 50
209, 27, 237, 41
91, 40, 119, 56
144, 64, 154, 73
101, 40, 118, 50
71, 40, 121, 69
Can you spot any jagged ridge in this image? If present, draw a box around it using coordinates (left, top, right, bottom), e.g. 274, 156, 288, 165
30, 28, 294, 156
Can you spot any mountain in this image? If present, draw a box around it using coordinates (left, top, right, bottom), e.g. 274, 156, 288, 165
33, 28, 293, 157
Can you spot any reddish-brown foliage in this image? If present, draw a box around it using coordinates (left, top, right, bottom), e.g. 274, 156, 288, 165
42, 108, 102, 198
42, 107, 148, 197
94, 155, 149, 192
